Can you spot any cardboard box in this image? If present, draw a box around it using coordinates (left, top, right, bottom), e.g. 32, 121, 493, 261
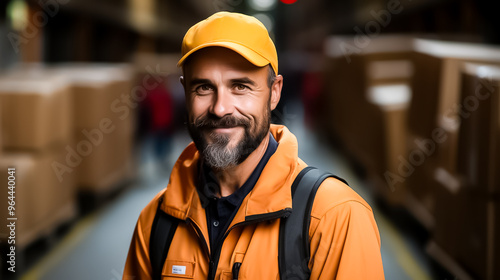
0, 148, 76, 248
401, 41, 500, 231
0, 154, 40, 239
407, 51, 445, 139
48, 64, 135, 192
409, 40, 500, 175
323, 35, 414, 203
458, 64, 500, 194
431, 64, 500, 279
72, 116, 134, 192
51, 64, 134, 128
0, 74, 72, 150
365, 84, 411, 203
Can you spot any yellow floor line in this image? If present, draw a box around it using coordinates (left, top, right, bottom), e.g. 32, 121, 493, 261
21, 212, 100, 280
377, 213, 432, 280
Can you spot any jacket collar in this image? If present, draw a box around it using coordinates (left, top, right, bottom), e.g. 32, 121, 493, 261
161, 125, 301, 227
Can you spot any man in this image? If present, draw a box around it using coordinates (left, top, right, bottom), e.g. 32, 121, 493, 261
124, 12, 384, 279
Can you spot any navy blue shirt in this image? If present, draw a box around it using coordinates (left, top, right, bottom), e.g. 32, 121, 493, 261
197, 133, 279, 250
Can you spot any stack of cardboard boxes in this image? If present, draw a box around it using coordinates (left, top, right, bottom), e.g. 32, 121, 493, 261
51, 64, 135, 195
407, 40, 500, 229
322, 35, 414, 204
404, 45, 500, 280
431, 64, 500, 280
0, 63, 135, 249
0, 73, 76, 248
323, 36, 500, 279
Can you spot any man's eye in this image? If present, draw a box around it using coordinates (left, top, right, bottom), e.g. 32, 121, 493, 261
196, 85, 213, 94
234, 84, 248, 91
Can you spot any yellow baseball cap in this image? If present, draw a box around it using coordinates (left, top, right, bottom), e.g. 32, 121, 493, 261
177, 12, 278, 74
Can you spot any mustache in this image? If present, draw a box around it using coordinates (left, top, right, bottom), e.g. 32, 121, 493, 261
193, 114, 251, 129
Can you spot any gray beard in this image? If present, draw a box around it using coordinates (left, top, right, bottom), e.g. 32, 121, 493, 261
202, 132, 240, 169
187, 100, 272, 170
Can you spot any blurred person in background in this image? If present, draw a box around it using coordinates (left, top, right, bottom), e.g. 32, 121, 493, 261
124, 12, 384, 280
136, 75, 175, 175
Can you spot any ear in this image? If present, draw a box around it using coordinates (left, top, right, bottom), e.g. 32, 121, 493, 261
270, 74, 283, 111
180, 75, 185, 87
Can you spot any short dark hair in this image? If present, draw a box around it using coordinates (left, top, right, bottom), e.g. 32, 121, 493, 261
267, 65, 276, 89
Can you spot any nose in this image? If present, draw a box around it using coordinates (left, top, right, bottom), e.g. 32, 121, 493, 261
210, 89, 234, 118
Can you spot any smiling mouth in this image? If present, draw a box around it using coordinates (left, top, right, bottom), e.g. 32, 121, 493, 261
211, 126, 241, 131
202, 125, 242, 135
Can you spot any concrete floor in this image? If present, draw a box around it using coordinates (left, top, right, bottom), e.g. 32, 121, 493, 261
19, 102, 444, 280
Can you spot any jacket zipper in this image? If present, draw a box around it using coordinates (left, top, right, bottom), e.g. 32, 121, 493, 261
208, 208, 292, 280
187, 218, 211, 259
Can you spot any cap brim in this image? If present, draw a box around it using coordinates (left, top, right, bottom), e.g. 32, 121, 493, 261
177, 41, 270, 70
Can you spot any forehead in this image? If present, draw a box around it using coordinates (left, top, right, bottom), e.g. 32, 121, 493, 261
182, 47, 263, 77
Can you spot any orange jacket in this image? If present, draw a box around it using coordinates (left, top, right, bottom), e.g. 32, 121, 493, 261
123, 125, 385, 279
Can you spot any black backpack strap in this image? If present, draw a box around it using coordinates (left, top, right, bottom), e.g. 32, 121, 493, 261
150, 197, 180, 280
279, 166, 348, 280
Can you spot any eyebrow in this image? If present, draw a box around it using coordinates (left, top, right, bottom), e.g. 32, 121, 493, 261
188, 78, 213, 87
188, 77, 258, 87
230, 77, 257, 87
